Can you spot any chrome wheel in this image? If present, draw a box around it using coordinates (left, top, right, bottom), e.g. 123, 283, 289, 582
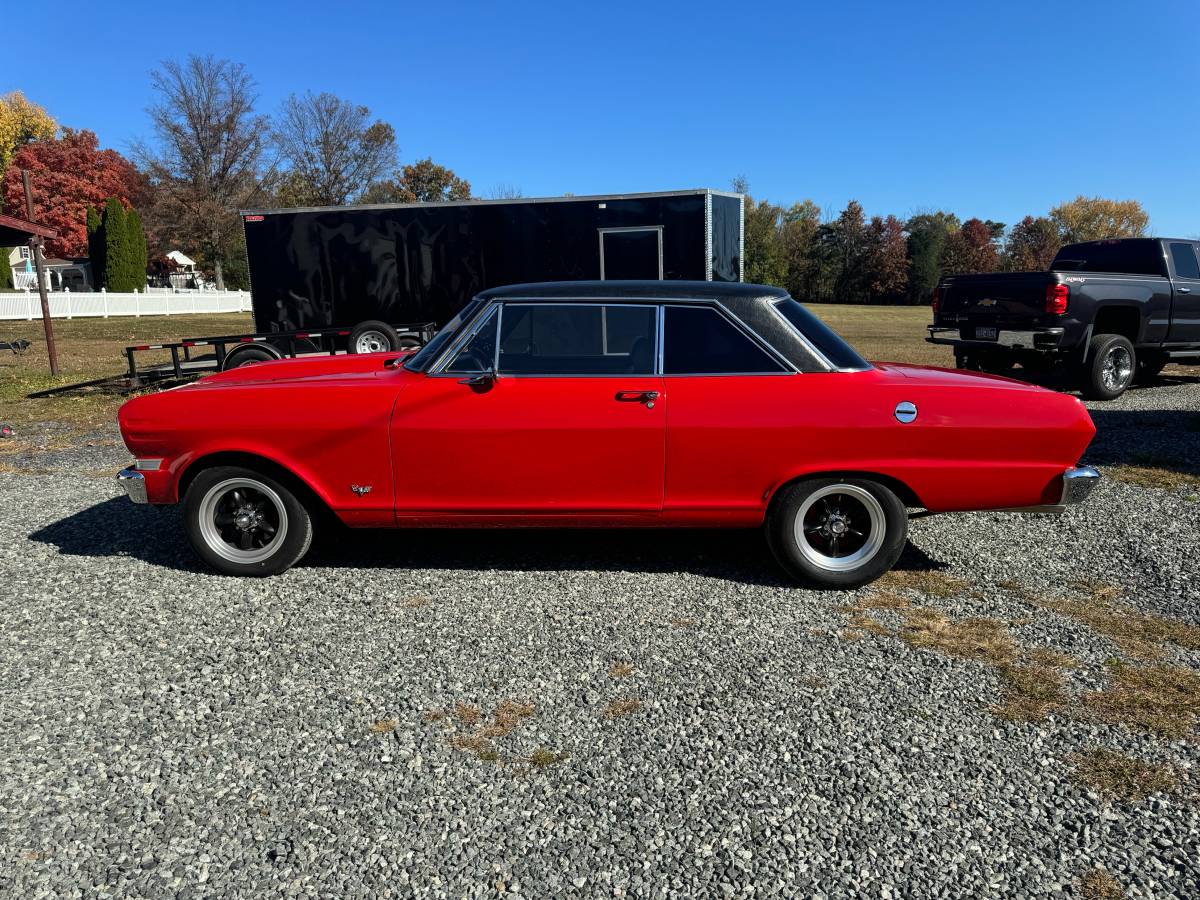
354, 330, 390, 354
197, 478, 288, 565
1101, 345, 1133, 393
793, 484, 886, 573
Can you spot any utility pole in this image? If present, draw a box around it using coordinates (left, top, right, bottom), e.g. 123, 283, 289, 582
21, 168, 59, 376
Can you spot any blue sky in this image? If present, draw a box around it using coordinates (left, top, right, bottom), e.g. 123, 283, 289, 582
5, 0, 1198, 235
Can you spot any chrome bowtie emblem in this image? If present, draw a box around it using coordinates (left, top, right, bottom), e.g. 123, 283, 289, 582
350, 484, 373, 496
894, 401, 918, 424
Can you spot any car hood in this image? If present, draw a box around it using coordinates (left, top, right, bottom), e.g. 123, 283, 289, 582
871, 361, 1047, 391
190, 351, 413, 387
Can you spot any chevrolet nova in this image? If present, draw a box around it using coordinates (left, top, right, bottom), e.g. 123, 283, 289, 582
117, 281, 1099, 587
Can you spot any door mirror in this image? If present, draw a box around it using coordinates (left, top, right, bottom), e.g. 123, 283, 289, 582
458, 368, 496, 389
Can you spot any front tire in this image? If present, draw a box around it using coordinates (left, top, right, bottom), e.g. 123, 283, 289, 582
766, 478, 908, 589
184, 466, 313, 576
1080, 334, 1136, 400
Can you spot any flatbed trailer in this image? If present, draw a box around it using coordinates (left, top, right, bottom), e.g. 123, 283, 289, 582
121, 321, 437, 386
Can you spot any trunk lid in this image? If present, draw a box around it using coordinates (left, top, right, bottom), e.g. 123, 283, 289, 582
936, 272, 1059, 330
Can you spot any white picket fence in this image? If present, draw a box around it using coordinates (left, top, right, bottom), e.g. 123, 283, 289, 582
0, 289, 251, 320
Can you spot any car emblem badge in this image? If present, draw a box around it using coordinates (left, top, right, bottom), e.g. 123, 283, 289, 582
979, 298, 996, 306
894, 401, 918, 424
350, 484, 373, 496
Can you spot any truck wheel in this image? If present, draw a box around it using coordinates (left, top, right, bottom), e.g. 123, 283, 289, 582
1081, 334, 1136, 400
222, 344, 282, 370
184, 466, 313, 576
350, 320, 400, 354
955, 351, 978, 371
766, 477, 908, 589
977, 351, 1015, 374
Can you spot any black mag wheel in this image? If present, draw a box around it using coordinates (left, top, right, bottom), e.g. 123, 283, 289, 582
767, 477, 908, 589
184, 466, 313, 576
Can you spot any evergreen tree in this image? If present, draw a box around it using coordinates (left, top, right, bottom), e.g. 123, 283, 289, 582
0, 248, 12, 290
102, 198, 129, 291
125, 207, 147, 290
86, 205, 105, 289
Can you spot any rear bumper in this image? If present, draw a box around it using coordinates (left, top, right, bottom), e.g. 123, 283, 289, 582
117, 466, 148, 504
927, 325, 1066, 352
1008, 465, 1100, 514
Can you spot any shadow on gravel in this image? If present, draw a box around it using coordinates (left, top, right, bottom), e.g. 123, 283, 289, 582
29, 497, 202, 571
30, 497, 953, 586
1085, 407, 1200, 477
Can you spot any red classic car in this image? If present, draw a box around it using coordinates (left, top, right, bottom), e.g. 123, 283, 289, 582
117, 282, 1099, 587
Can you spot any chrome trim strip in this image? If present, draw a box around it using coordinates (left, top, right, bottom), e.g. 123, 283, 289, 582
117, 466, 148, 504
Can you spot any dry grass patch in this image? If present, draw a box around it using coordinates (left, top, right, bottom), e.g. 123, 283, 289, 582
993, 664, 1068, 722
1082, 661, 1200, 739
1024, 647, 1078, 669
854, 591, 913, 610
1108, 464, 1200, 492
898, 608, 1017, 666
1078, 868, 1127, 900
607, 661, 634, 679
875, 569, 969, 599
369, 718, 397, 734
526, 748, 567, 768
400, 595, 432, 609
1069, 749, 1179, 802
476, 700, 536, 739
669, 617, 696, 627
1038, 587, 1200, 662
603, 698, 642, 719
452, 702, 482, 727
847, 611, 890, 637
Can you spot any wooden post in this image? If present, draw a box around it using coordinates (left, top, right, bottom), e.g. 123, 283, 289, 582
21, 169, 59, 376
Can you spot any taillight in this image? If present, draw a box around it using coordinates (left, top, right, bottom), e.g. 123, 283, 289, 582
931, 286, 940, 314
1045, 283, 1069, 315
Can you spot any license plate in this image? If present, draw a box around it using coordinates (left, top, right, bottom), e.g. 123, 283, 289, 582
975, 327, 998, 340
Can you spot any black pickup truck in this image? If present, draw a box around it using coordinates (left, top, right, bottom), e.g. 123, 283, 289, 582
927, 237, 1200, 399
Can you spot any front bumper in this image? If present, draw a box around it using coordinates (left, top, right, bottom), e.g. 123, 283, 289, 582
1010, 465, 1100, 514
117, 466, 148, 504
927, 325, 1065, 351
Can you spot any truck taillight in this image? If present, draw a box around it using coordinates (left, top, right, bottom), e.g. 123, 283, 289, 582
1046, 283, 1069, 315
931, 286, 940, 314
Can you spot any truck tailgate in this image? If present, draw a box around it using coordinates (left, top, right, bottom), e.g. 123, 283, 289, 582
938, 272, 1055, 325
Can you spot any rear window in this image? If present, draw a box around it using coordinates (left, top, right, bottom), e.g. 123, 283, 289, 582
1051, 240, 1166, 276
771, 298, 870, 370
1168, 242, 1200, 280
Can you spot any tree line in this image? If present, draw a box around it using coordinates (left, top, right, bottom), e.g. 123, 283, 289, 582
0, 57, 480, 291
738, 177, 1151, 305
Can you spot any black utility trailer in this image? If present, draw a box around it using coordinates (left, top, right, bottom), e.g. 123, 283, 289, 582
241, 188, 744, 337
57, 188, 743, 394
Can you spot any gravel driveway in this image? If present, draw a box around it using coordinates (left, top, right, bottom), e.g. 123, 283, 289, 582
1, 375, 1198, 899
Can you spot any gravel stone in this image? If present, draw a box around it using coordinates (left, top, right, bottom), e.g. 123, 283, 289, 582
0, 378, 1198, 898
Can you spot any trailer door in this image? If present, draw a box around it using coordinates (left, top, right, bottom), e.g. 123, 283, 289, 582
599, 226, 663, 280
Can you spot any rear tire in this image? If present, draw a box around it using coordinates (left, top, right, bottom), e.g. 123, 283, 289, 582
1080, 334, 1136, 400
349, 320, 399, 354
766, 477, 908, 589
222, 344, 281, 370
184, 466, 313, 576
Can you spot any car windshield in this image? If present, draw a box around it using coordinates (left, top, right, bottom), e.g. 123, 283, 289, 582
771, 298, 870, 370
404, 300, 484, 372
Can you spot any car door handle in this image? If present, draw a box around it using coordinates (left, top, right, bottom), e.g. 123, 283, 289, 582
615, 390, 659, 407
1180, 287, 1192, 293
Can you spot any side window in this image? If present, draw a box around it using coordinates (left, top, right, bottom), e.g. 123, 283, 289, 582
497, 304, 656, 375
1169, 242, 1200, 280
443, 307, 498, 373
663, 306, 787, 375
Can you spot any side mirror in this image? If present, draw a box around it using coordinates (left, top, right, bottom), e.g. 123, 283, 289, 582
458, 369, 496, 389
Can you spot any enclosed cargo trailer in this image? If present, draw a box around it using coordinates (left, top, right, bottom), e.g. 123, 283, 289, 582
241, 189, 744, 343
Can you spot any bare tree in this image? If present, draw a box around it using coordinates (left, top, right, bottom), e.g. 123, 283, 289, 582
486, 183, 524, 200
137, 55, 269, 289
272, 92, 396, 207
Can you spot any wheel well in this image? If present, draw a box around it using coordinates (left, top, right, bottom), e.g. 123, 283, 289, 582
767, 471, 924, 513
177, 451, 330, 515
1092, 306, 1140, 343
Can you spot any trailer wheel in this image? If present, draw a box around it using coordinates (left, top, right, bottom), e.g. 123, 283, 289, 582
222, 344, 282, 370
350, 320, 400, 354
397, 335, 423, 350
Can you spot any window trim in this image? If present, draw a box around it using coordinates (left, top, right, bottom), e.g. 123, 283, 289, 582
1168, 241, 1200, 281
598, 226, 664, 280
661, 302, 796, 377
768, 298, 861, 372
